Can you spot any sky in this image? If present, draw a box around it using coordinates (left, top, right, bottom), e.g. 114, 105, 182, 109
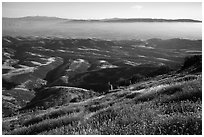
2, 2, 202, 20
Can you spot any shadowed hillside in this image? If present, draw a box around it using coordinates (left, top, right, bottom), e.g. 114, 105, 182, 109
2, 53, 202, 135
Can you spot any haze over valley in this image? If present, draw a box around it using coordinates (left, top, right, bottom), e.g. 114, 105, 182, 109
3, 16, 202, 40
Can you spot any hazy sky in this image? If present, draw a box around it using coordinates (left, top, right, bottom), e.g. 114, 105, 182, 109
2, 2, 202, 20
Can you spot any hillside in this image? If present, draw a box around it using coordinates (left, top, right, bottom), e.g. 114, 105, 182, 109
2, 36, 202, 135
2, 37, 201, 116
2, 55, 202, 135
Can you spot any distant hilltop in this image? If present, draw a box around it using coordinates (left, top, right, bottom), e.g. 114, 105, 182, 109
72, 18, 202, 23
3, 16, 202, 23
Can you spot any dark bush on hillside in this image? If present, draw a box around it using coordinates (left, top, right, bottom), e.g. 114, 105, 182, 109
129, 74, 145, 84
115, 66, 171, 88
147, 65, 171, 77
115, 74, 145, 87
181, 55, 201, 72
2, 78, 18, 90
116, 78, 131, 87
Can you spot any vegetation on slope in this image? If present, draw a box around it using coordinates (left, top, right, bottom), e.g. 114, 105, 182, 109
2, 55, 202, 135
3, 73, 201, 135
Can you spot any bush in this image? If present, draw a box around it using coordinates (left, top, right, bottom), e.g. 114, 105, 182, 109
181, 55, 201, 72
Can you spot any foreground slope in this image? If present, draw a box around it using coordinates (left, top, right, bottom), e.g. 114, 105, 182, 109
2, 55, 202, 135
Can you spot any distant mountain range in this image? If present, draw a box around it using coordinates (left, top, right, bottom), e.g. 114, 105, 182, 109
3, 16, 202, 22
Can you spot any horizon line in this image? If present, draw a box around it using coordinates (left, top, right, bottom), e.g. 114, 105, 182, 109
2, 15, 202, 21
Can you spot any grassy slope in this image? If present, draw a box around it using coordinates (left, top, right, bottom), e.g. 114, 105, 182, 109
3, 69, 202, 135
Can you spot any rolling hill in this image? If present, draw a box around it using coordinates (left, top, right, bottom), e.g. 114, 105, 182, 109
2, 36, 202, 135
2, 54, 202, 135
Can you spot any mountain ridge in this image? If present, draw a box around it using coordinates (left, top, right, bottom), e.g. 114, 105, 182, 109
3, 16, 202, 22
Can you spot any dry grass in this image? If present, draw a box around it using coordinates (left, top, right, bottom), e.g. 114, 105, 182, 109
4, 75, 202, 135
6, 112, 82, 135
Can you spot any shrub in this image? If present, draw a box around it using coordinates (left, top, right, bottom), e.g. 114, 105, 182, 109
180, 55, 202, 73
